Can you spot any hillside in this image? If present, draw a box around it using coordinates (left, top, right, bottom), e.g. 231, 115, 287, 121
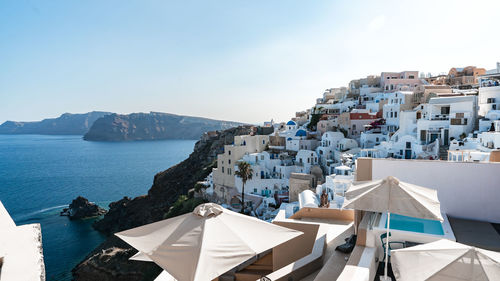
83, 112, 244, 141
73, 126, 255, 280
0, 112, 111, 135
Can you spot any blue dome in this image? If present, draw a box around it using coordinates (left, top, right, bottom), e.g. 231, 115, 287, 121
287, 137, 292, 141
295, 129, 307, 137
286, 120, 297, 126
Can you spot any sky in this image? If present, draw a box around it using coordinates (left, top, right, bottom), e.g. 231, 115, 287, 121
1, 0, 499, 124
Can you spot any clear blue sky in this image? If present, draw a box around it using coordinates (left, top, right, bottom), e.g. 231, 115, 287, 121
1, 0, 499, 124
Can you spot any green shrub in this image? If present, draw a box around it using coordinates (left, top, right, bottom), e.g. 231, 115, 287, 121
164, 196, 208, 219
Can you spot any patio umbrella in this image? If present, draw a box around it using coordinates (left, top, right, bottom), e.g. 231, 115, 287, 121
115, 203, 303, 281
391, 239, 500, 281
342, 176, 443, 281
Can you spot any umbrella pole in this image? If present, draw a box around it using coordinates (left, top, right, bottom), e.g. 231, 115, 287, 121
384, 212, 390, 281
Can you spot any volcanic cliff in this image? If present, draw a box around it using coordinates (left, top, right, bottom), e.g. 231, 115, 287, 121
83, 112, 244, 141
0, 111, 111, 135
72, 126, 254, 280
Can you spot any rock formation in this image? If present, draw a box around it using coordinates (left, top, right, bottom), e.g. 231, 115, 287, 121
72, 126, 254, 280
61, 196, 107, 220
0, 111, 111, 135
83, 112, 244, 141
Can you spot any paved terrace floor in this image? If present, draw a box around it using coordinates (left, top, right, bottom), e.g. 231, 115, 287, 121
448, 216, 500, 252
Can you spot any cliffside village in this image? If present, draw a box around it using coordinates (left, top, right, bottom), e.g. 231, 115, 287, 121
2, 64, 500, 281
199, 63, 500, 220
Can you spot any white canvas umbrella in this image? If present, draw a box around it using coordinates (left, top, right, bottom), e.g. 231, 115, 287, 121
116, 203, 303, 281
129, 253, 177, 281
392, 239, 500, 281
342, 176, 443, 281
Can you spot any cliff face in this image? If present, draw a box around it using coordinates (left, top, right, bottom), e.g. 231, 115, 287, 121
83, 112, 244, 141
72, 126, 253, 280
0, 112, 111, 135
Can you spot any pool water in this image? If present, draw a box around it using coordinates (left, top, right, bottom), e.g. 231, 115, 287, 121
386, 213, 444, 235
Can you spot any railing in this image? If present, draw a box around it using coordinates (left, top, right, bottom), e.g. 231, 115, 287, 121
430, 115, 449, 121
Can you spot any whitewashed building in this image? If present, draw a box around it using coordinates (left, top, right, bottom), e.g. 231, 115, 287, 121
416, 96, 477, 145
477, 72, 500, 117
382, 91, 414, 133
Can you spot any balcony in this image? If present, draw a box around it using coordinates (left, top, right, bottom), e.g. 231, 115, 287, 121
430, 114, 449, 121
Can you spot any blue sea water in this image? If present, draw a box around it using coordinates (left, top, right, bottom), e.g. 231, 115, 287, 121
0, 135, 196, 281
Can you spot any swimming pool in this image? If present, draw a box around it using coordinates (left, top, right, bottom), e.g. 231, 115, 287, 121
385, 213, 444, 235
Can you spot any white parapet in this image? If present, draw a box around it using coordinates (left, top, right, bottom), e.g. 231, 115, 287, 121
0, 201, 46, 281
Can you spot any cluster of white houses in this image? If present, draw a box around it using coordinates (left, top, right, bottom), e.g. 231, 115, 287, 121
202, 63, 500, 217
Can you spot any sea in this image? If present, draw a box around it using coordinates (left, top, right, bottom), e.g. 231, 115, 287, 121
0, 135, 197, 281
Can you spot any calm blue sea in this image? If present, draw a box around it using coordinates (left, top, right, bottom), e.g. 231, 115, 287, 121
0, 135, 196, 281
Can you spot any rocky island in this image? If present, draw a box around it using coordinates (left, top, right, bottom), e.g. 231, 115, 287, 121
83, 112, 245, 141
0, 111, 111, 135
72, 126, 255, 280
61, 196, 107, 220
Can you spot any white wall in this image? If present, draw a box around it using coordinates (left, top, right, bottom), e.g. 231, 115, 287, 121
478, 86, 500, 116
369, 159, 500, 223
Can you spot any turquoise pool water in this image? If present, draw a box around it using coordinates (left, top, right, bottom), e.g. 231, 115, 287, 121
385, 213, 444, 235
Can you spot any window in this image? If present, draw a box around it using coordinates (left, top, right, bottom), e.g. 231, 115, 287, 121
352, 124, 356, 130
261, 155, 264, 160
409, 75, 415, 79
376, 137, 379, 142
228, 159, 231, 164
228, 150, 231, 155
395, 112, 398, 118
441, 106, 450, 115
420, 130, 427, 142
391, 112, 394, 118
406, 142, 411, 149
307, 158, 310, 163
262, 140, 265, 144
222, 167, 224, 173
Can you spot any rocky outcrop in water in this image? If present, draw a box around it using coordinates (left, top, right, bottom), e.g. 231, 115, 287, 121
61, 196, 107, 220
72, 126, 255, 280
0, 111, 111, 135
83, 112, 244, 141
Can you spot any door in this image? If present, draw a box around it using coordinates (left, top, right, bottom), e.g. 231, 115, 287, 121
443, 129, 449, 145
405, 149, 412, 159
430, 133, 439, 143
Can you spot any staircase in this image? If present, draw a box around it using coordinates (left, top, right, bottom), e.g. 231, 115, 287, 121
474, 116, 480, 132
439, 145, 449, 160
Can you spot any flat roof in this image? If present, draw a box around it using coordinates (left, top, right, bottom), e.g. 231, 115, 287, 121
448, 216, 500, 251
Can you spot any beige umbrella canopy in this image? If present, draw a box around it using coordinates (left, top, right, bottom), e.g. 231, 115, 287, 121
342, 176, 443, 280
116, 203, 303, 281
342, 176, 443, 221
392, 239, 500, 281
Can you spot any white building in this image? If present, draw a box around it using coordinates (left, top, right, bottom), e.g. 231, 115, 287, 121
382, 91, 414, 132
416, 96, 477, 146
296, 149, 319, 174
285, 129, 308, 151
477, 72, 500, 116
478, 110, 500, 132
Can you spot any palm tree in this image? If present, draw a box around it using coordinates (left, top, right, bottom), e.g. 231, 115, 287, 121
234, 161, 253, 213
